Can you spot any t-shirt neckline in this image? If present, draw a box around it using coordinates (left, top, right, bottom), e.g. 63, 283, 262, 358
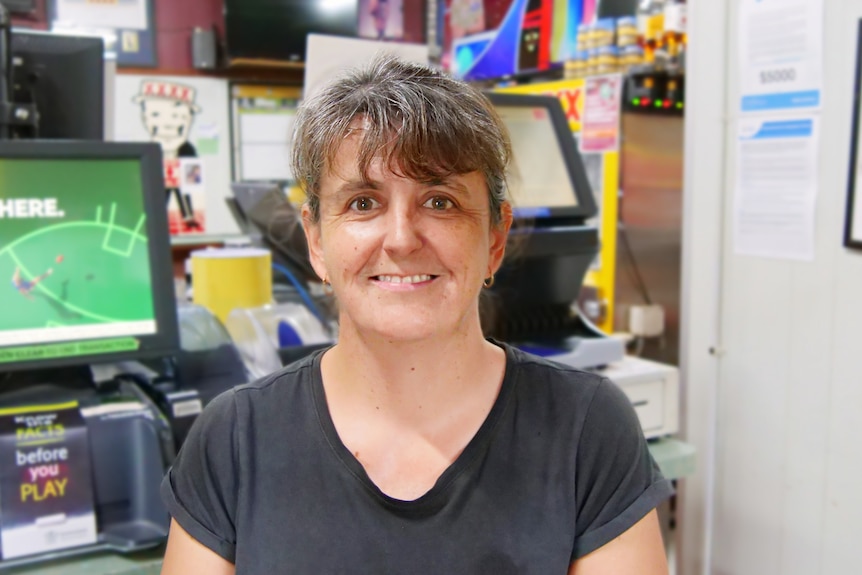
310, 339, 517, 514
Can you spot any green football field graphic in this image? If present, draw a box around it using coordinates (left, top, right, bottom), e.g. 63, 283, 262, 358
2, 205, 155, 331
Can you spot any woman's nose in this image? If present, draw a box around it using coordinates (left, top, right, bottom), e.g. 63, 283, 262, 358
382, 204, 423, 256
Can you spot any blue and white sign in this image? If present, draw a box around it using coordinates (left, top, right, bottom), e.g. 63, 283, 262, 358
738, 118, 814, 140
738, 0, 823, 113
734, 116, 819, 261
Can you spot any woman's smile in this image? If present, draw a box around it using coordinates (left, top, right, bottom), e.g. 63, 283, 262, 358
371, 274, 437, 288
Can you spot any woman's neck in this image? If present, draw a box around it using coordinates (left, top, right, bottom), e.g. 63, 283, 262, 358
321, 318, 504, 424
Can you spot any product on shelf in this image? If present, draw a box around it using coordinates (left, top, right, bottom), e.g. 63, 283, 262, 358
663, 0, 687, 65
577, 23, 593, 52
620, 45, 645, 74
594, 45, 619, 75
616, 16, 638, 48
593, 18, 616, 49
637, 0, 666, 64
564, 50, 588, 79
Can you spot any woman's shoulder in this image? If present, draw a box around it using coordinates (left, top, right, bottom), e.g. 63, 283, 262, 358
236, 349, 321, 393
503, 342, 606, 390
500, 342, 622, 420
200, 348, 324, 422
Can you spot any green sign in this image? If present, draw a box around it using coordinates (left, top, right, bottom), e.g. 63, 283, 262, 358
0, 338, 140, 364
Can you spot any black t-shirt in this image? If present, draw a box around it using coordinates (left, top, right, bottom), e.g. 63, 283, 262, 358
161, 342, 673, 573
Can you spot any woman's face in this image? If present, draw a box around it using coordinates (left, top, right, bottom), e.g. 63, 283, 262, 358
303, 132, 512, 343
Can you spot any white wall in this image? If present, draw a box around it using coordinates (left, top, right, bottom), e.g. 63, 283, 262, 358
677, 0, 728, 571
681, 1, 862, 574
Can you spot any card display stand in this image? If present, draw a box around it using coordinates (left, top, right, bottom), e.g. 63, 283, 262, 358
0, 403, 98, 560
0, 371, 173, 569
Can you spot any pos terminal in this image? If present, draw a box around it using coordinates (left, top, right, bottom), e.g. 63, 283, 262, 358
482, 92, 625, 368
0, 141, 182, 567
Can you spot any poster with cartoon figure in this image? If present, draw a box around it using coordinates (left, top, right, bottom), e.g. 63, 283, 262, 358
113, 75, 236, 236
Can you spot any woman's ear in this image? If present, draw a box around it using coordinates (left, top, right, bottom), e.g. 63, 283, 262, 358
488, 202, 513, 274
301, 204, 328, 282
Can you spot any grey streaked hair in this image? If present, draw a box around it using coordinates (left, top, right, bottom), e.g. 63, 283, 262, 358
291, 55, 511, 225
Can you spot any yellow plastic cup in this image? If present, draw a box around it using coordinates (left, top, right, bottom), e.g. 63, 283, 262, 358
191, 247, 272, 324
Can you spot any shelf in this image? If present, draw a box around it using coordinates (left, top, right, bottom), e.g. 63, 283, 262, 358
170, 234, 250, 247
227, 58, 305, 70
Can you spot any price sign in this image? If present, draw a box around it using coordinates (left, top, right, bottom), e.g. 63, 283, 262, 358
739, 0, 823, 113
759, 68, 797, 85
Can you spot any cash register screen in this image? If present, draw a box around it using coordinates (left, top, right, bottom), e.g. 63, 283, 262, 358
0, 142, 179, 371
487, 93, 597, 221
498, 106, 578, 211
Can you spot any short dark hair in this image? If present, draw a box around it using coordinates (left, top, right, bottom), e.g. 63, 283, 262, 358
292, 55, 511, 225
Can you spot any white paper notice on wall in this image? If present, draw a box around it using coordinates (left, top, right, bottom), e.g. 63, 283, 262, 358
304, 35, 428, 100
55, 0, 149, 30
738, 0, 823, 113
734, 116, 819, 261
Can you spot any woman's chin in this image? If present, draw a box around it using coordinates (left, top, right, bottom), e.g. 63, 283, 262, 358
368, 323, 444, 343
344, 315, 461, 344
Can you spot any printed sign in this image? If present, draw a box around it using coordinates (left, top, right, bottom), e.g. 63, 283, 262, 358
0, 403, 97, 559
738, 0, 823, 112
115, 75, 233, 236
497, 79, 585, 132
734, 116, 819, 260
580, 75, 623, 153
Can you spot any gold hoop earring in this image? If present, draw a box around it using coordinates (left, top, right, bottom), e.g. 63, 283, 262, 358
322, 278, 334, 295
483, 275, 495, 289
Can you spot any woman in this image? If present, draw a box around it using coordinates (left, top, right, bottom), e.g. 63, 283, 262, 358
160, 56, 672, 574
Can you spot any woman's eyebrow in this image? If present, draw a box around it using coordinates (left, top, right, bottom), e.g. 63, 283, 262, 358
332, 179, 382, 198
423, 177, 471, 195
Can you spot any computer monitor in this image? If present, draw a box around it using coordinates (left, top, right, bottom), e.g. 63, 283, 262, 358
228, 181, 319, 286
230, 181, 285, 235
482, 93, 600, 341
0, 141, 179, 372
485, 92, 597, 222
10, 30, 104, 140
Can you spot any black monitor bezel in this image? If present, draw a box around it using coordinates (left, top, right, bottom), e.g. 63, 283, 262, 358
10, 29, 105, 140
485, 92, 598, 222
0, 141, 180, 373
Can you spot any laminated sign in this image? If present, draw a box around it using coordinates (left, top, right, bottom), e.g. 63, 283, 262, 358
0, 402, 97, 559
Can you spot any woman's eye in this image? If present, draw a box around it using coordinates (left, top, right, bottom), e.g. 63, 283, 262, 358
424, 196, 453, 210
349, 197, 378, 211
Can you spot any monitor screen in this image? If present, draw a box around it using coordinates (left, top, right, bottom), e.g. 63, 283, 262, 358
499, 105, 580, 210
10, 30, 104, 140
485, 92, 597, 221
0, 141, 178, 371
225, 0, 359, 62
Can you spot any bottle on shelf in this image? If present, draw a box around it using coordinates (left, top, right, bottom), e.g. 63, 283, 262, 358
577, 22, 593, 53
594, 45, 619, 76
636, 0, 666, 66
564, 50, 587, 79
663, 0, 687, 67
616, 16, 638, 48
593, 18, 616, 49
585, 47, 598, 77
620, 45, 645, 74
